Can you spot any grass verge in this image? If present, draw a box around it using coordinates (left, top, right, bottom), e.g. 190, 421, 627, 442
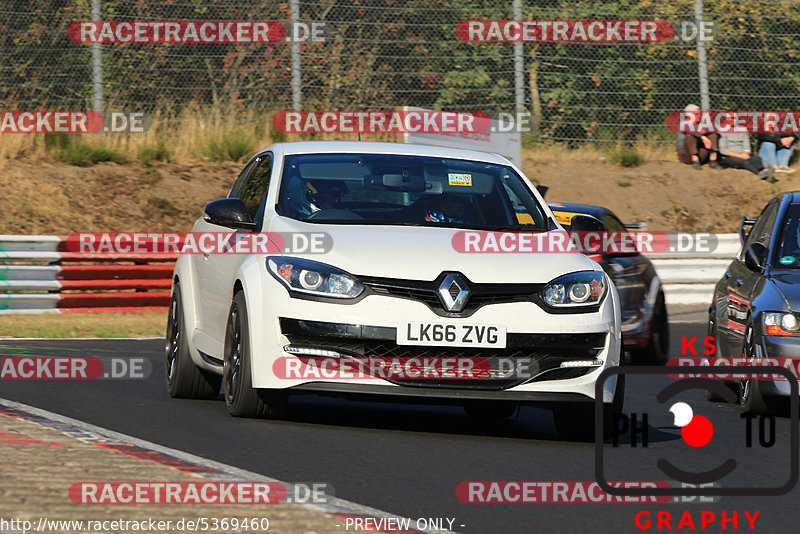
0, 311, 167, 338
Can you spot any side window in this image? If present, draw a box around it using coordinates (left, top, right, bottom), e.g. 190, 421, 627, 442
501, 179, 544, 227
229, 158, 259, 199
741, 200, 779, 259
239, 154, 273, 221
601, 212, 625, 232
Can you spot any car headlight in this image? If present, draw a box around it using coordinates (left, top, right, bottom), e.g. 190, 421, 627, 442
540, 271, 606, 308
266, 256, 364, 299
763, 312, 800, 336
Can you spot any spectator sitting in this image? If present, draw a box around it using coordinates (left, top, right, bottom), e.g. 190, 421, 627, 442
677, 104, 720, 170
718, 114, 775, 182
757, 116, 797, 174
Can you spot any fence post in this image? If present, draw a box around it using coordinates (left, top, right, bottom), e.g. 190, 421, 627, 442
290, 0, 301, 111
513, 0, 524, 118
694, 0, 710, 110
91, 0, 104, 116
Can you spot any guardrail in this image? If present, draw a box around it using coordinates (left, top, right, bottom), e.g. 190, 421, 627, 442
0, 233, 740, 314
650, 234, 739, 307
0, 236, 175, 315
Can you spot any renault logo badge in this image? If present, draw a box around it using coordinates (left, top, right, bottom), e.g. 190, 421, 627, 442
437, 274, 470, 312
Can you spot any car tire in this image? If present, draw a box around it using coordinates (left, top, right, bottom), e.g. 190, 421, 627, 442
165, 282, 221, 399
224, 291, 287, 418
553, 374, 625, 442
706, 384, 740, 403
463, 401, 517, 419
739, 323, 790, 416
630, 293, 669, 365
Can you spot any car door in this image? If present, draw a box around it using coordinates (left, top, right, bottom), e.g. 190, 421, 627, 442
724, 199, 779, 354
191, 157, 258, 337
197, 153, 273, 345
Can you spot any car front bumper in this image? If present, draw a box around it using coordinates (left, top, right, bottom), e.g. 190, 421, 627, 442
245, 268, 622, 404
753, 334, 800, 398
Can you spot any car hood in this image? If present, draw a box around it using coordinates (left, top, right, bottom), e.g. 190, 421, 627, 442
769, 271, 800, 310
267, 217, 598, 283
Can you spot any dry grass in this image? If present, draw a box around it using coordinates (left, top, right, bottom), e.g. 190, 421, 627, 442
523, 137, 674, 165
0, 106, 283, 169
0, 311, 167, 338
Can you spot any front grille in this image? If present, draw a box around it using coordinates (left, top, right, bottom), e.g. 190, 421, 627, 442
359, 273, 544, 316
280, 318, 605, 391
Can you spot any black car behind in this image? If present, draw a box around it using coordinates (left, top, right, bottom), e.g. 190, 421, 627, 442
548, 202, 669, 364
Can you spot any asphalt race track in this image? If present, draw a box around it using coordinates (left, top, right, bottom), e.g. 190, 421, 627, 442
1, 321, 798, 534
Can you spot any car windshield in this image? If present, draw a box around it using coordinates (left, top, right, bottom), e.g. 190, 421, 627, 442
276, 153, 548, 230
774, 203, 800, 269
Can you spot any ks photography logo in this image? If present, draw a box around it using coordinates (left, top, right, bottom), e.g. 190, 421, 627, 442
594, 366, 798, 497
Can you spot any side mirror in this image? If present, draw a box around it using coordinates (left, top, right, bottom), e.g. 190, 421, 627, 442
569, 214, 604, 233
204, 198, 257, 231
744, 242, 767, 272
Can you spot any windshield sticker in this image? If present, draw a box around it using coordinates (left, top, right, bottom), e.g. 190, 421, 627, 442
780, 256, 795, 265
448, 173, 472, 186
515, 212, 535, 224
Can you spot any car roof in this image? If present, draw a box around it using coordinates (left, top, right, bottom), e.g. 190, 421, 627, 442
547, 202, 611, 219
262, 141, 513, 166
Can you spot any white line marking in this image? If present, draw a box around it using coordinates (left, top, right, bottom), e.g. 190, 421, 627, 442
0, 397, 455, 534
0, 337, 163, 341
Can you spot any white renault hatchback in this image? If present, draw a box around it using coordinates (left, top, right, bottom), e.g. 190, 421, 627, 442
166, 141, 622, 440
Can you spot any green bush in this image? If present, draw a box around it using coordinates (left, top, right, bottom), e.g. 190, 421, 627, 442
201, 129, 255, 162
57, 144, 122, 166
269, 123, 287, 143
139, 140, 171, 165
613, 146, 643, 167
44, 133, 122, 166
147, 196, 179, 215
43, 133, 71, 151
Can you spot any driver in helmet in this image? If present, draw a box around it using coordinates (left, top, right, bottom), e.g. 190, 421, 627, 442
287, 177, 346, 217
425, 193, 475, 224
